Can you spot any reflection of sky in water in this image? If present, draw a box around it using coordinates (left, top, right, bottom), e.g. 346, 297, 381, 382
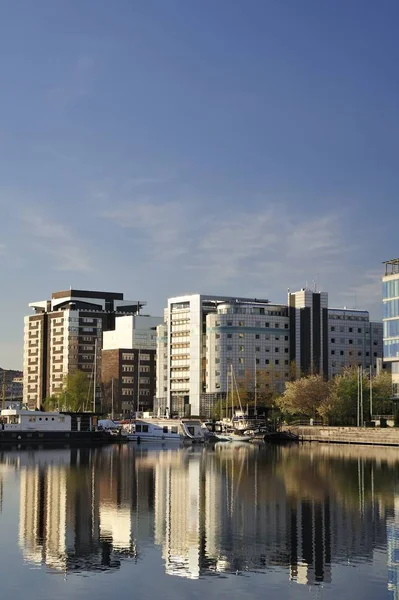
0, 444, 397, 600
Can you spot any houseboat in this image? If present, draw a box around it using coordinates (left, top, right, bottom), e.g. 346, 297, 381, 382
123, 418, 207, 443
0, 408, 127, 445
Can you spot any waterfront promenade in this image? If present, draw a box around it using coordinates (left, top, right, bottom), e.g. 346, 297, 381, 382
287, 425, 399, 446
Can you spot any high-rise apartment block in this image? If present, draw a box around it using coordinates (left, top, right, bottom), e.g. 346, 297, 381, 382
383, 259, 399, 399
23, 289, 144, 409
101, 314, 163, 416
156, 290, 384, 418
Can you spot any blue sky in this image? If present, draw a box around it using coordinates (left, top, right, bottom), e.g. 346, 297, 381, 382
0, 0, 398, 369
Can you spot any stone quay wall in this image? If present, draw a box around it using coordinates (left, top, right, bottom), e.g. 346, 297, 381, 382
285, 425, 399, 447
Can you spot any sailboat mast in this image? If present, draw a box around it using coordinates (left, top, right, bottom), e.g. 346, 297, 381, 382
254, 355, 257, 417
93, 338, 97, 413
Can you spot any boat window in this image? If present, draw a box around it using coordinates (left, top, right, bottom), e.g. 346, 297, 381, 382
187, 426, 195, 435
142, 425, 149, 433
58, 417, 65, 423
163, 426, 168, 433
136, 424, 142, 432
9, 416, 19, 425
171, 426, 178, 434
29, 417, 36, 422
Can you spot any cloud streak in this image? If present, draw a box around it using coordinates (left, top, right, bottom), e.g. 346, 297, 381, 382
18, 210, 91, 272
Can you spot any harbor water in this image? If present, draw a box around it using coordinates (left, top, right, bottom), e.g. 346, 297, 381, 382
0, 442, 398, 599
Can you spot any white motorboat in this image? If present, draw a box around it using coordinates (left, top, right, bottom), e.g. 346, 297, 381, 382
123, 418, 206, 443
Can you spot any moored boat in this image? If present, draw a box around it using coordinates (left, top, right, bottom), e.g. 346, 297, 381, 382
0, 408, 127, 445
122, 418, 207, 443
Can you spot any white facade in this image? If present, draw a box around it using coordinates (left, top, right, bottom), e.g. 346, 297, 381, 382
157, 294, 287, 416
103, 315, 162, 351
328, 309, 383, 377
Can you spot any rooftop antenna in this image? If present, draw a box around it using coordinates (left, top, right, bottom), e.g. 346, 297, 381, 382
313, 280, 316, 292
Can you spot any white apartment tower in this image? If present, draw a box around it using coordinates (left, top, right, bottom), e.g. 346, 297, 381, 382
155, 294, 290, 417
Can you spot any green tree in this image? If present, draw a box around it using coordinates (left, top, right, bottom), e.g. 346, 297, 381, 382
236, 368, 280, 409
318, 367, 369, 425
43, 394, 60, 411
371, 371, 393, 416
62, 370, 91, 412
276, 374, 330, 419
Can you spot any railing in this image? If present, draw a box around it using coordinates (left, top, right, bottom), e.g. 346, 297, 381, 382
288, 419, 323, 427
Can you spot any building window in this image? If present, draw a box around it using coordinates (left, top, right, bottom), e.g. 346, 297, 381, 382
285, 336, 288, 341
331, 338, 335, 343
340, 350, 344, 356
275, 359, 279, 365
227, 333, 232, 338
239, 333, 244, 339
122, 353, 134, 361
285, 360, 289, 365
275, 323, 280, 328
255, 334, 260, 339
238, 358, 244, 364
239, 346, 245, 352
265, 359, 269, 365
256, 358, 260, 365
284, 324, 289, 329
275, 348, 279, 352
265, 322, 270, 327
349, 327, 353, 333
227, 321, 233, 326
331, 350, 335, 355
275, 336, 280, 341
255, 346, 260, 352
358, 328, 362, 333
238, 321, 244, 326
331, 326, 335, 332
349, 339, 353, 344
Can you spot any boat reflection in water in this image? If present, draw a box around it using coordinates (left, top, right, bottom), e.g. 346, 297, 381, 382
1, 443, 399, 592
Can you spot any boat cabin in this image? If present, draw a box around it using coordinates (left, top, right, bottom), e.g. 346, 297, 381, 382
0, 409, 71, 431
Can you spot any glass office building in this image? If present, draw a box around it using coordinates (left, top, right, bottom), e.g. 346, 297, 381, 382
383, 259, 399, 399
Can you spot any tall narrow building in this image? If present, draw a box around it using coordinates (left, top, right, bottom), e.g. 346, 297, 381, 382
288, 289, 329, 378
23, 289, 144, 409
383, 259, 399, 400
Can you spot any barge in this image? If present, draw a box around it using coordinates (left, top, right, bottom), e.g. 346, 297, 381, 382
0, 409, 127, 445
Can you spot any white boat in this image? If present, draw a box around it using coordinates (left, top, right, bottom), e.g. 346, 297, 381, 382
214, 426, 252, 443
213, 366, 252, 443
123, 418, 206, 443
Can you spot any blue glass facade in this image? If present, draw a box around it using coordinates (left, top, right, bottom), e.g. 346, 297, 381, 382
384, 321, 399, 338
383, 279, 399, 300
383, 299, 399, 319
384, 339, 399, 359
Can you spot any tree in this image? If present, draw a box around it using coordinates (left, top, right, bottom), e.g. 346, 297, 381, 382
63, 370, 91, 411
276, 375, 330, 419
236, 368, 280, 409
318, 367, 369, 425
371, 371, 393, 416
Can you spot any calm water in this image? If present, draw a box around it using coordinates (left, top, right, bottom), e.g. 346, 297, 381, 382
0, 442, 398, 600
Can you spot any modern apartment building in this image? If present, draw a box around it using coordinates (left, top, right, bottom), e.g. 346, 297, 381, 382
156, 290, 384, 418
328, 309, 383, 378
101, 315, 162, 415
23, 289, 144, 409
383, 259, 399, 399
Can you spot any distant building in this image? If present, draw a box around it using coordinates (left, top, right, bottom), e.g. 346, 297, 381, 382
23, 289, 145, 409
156, 289, 384, 418
0, 369, 23, 401
101, 315, 162, 416
327, 309, 383, 378
383, 259, 399, 400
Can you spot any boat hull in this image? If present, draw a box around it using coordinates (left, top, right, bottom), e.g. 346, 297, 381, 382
0, 430, 127, 446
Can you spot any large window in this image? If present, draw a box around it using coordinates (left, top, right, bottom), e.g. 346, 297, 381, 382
384, 339, 399, 358
383, 299, 399, 319
384, 320, 399, 338
383, 279, 399, 300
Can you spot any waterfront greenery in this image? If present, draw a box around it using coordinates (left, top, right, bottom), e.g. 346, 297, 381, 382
276, 367, 395, 425
43, 370, 91, 412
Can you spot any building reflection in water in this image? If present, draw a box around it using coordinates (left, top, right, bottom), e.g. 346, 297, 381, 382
4, 442, 399, 583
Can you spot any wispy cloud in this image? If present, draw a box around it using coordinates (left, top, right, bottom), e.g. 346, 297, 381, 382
19, 211, 91, 272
